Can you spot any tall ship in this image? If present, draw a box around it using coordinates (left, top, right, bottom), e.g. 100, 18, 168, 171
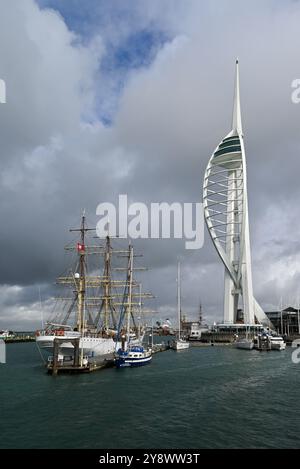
36, 212, 153, 361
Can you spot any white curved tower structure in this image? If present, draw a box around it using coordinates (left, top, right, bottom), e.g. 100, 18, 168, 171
203, 60, 269, 326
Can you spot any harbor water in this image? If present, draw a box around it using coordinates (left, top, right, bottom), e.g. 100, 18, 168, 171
0, 342, 299, 448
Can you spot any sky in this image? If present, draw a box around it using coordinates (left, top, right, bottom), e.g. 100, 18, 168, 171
1, 0, 300, 329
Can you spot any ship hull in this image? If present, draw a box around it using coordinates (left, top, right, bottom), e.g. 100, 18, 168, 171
36, 334, 118, 357
171, 339, 190, 350
115, 355, 152, 368
270, 340, 286, 351
235, 339, 254, 350
115, 346, 152, 368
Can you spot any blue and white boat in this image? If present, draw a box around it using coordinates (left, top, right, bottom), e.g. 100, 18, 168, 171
115, 345, 152, 368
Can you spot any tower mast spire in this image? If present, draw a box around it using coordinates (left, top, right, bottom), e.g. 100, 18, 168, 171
232, 59, 243, 136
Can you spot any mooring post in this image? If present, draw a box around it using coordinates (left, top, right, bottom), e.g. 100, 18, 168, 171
74, 338, 80, 367
53, 338, 59, 375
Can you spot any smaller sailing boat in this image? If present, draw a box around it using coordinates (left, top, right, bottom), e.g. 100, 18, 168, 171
235, 325, 254, 350
115, 245, 152, 368
171, 262, 189, 351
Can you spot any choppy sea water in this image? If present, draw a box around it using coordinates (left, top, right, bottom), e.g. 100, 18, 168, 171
0, 342, 299, 449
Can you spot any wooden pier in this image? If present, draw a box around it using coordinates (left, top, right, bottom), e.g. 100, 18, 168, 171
48, 356, 115, 375
47, 338, 114, 375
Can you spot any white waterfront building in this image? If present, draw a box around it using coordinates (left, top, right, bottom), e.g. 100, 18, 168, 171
203, 60, 269, 327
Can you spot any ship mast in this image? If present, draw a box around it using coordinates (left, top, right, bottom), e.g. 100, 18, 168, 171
104, 236, 110, 329
102, 235, 117, 330
126, 245, 134, 345
77, 213, 86, 333
69, 211, 94, 334
79, 214, 86, 333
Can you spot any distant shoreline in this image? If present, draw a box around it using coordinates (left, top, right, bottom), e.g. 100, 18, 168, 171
4, 336, 35, 343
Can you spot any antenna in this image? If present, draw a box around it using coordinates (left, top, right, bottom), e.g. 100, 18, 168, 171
199, 302, 203, 325
38, 285, 44, 330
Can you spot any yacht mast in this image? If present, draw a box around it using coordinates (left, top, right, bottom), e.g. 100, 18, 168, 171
138, 283, 142, 341
177, 261, 181, 340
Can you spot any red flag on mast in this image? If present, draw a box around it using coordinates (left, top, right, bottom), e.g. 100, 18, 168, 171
77, 243, 85, 252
